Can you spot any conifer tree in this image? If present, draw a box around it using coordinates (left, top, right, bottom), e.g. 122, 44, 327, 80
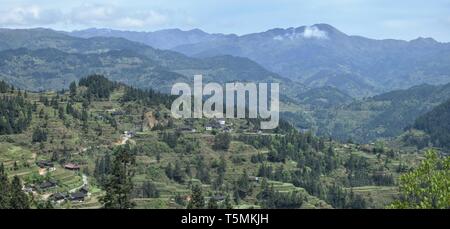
100, 144, 136, 209
9, 176, 30, 209
0, 163, 11, 209
187, 185, 204, 209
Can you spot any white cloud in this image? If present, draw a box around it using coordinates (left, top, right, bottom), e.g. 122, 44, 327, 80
0, 3, 171, 30
114, 11, 168, 28
69, 4, 169, 29
70, 4, 116, 24
273, 26, 328, 41
273, 35, 284, 41
0, 5, 63, 26
302, 26, 328, 39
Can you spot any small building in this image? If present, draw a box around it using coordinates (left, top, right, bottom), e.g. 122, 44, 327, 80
179, 126, 196, 133
36, 160, 54, 169
124, 131, 135, 138
218, 119, 226, 126
22, 186, 35, 193
64, 163, 80, 171
79, 186, 89, 195
205, 121, 222, 130
69, 191, 86, 202
223, 127, 233, 133
211, 195, 225, 202
39, 180, 57, 190
248, 176, 260, 183
50, 192, 67, 202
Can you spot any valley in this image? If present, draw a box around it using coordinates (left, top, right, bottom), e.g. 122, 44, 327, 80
0, 24, 448, 210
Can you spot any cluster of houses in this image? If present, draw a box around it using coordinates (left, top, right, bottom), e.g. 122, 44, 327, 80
30, 160, 87, 203
23, 180, 58, 193
50, 186, 89, 203
23, 179, 89, 203
36, 160, 81, 171
177, 118, 233, 133
205, 119, 233, 132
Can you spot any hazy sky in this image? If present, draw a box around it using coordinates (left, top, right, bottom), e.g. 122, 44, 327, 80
0, 0, 449, 41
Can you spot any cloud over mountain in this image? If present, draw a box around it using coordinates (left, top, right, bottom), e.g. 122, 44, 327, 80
302, 26, 328, 39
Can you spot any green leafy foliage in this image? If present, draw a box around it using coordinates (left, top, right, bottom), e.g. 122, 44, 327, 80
389, 150, 450, 209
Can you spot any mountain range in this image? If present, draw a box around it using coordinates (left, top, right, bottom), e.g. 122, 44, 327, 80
1, 25, 450, 144
70, 24, 450, 97
0, 28, 303, 95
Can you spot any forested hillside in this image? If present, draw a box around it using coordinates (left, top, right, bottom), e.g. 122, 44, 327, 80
284, 83, 450, 143
0, 75, 435, 209
413, 99, 450, 148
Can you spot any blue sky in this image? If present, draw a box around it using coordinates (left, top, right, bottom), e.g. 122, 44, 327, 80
0, 0, 449, 41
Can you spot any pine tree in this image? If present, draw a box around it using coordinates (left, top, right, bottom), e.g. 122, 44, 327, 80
69, 81, 77, 98
187, 185, 204, 209
173, 160, 185, 183
141, 181, 160, 198
207, 198, 219, 209
235, 170, 252, 199
214, 133, 231, 150
222, 195, 233, 209
165, 163, 174, 179
9, 176, 30, 209
0, 163, 11, 209
100, 144, 136, 209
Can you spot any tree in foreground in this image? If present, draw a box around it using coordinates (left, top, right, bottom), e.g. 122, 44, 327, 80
187, 185, 204, 209
100, 144, 136, 209
0, 163, 11, 208
0, 164, 30, 209
389, 150, 449, 209
9, 176, 30, 209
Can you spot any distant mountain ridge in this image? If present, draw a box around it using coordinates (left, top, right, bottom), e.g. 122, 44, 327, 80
0, 28, 305, 99
172, 24, 450, 97
68, 24, 450, 98
69, 28, 234, 50
313, 83, 450, 142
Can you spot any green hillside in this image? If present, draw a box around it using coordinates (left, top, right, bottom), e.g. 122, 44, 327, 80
283, 83, 450, 143
0, 75, 435, 209
412, 99, 450, 148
